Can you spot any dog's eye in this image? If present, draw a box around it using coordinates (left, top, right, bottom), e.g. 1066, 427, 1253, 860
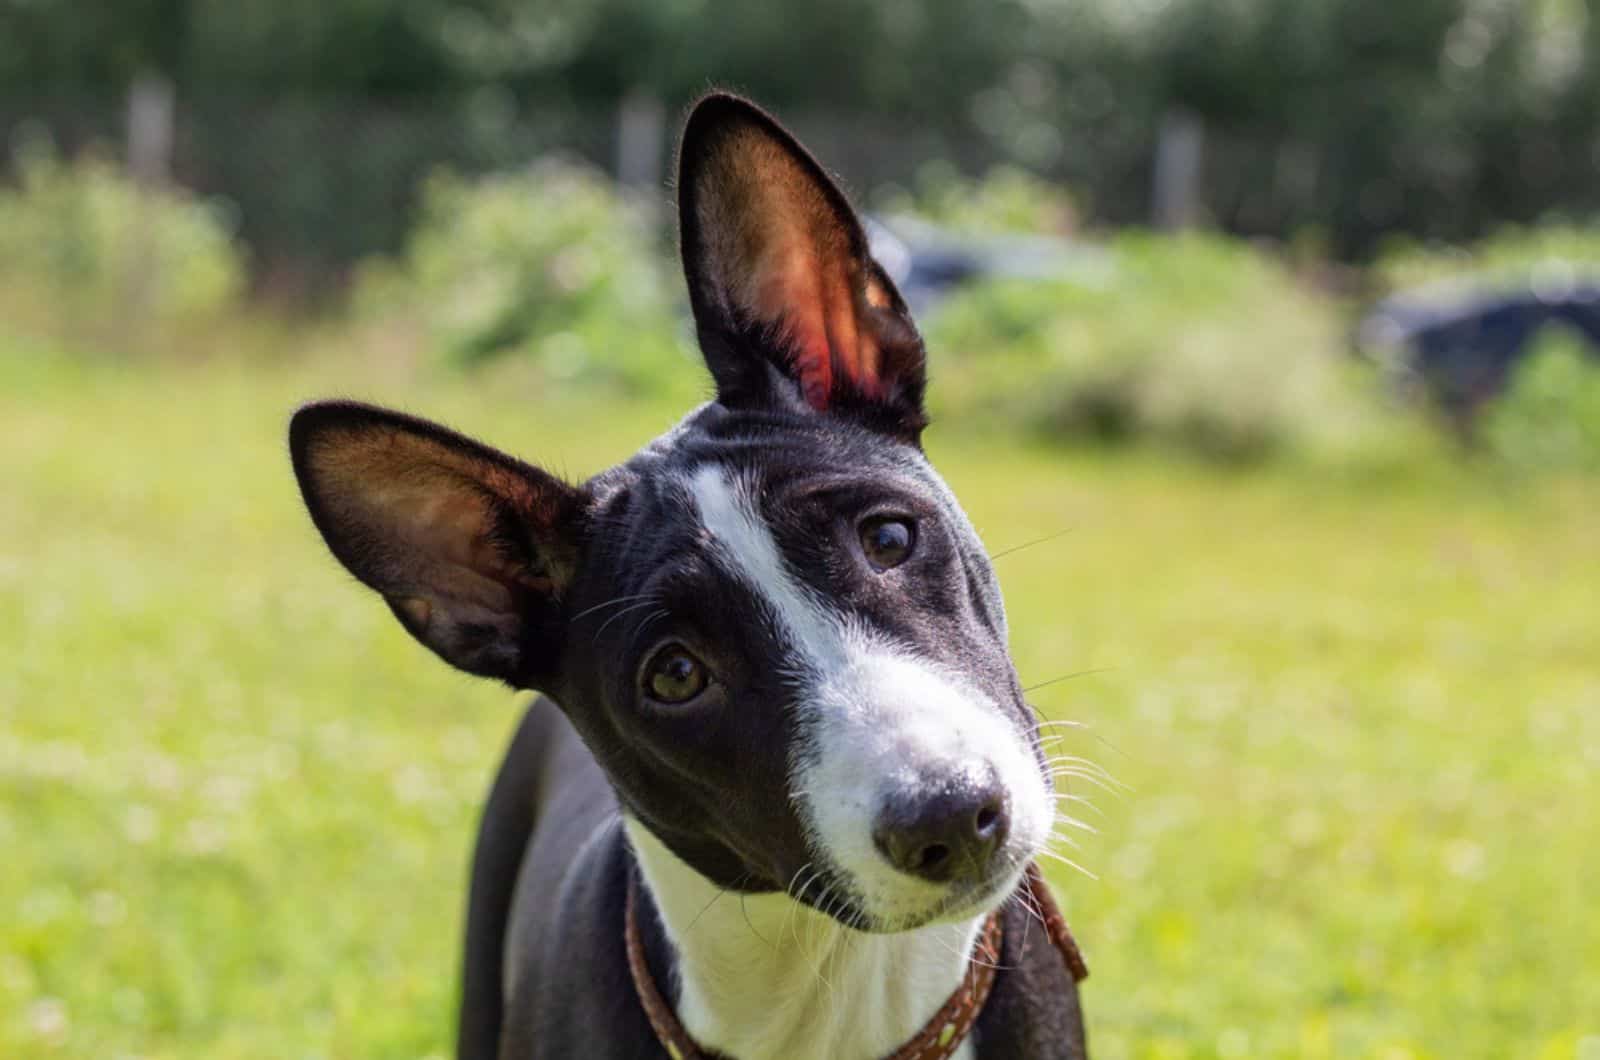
860, 517, 915, 570
644, 644, 709, 704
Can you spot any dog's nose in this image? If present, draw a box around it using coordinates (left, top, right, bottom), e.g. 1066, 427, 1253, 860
872, 775, 1010, 884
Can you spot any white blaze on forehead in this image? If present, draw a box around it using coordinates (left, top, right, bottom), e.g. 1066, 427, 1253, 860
688, 465, 844, 671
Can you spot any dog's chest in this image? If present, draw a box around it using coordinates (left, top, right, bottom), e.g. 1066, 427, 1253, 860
629, 821, 985, 1060
673, 934, 981, 1060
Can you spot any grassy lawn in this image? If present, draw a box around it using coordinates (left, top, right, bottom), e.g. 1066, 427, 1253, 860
3, 339, 1598, 1059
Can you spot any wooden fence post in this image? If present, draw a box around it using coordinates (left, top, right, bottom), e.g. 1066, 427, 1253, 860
124, 72, 176, 324
1152, 107, 1205, 230
615, 91, 666, 196
127, 72, 175, 189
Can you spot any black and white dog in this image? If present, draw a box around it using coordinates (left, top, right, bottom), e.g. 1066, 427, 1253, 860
290, 93, 1088, 1060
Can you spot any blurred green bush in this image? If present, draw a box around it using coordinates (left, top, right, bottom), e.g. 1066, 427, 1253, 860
1483, 330, 1600, 473
878, 163, 1077, 235
0, 142, 245, 329
925, 232, 1405, 462
1377, 224, 1600, 294
354, 161, 694, 395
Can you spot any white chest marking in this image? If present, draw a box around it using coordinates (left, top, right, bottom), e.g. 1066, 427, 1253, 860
626, 820, 979, 1060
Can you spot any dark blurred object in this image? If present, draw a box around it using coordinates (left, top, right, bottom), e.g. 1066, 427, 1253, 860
1359, 284, 1600, 428
866, 216, 1111, 315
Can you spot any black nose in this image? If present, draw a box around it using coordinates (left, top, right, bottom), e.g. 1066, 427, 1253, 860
872, 775, 1010, 884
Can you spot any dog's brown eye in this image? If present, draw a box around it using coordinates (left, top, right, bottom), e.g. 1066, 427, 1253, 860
644, 645, 709, 704
860, 517, 915, 570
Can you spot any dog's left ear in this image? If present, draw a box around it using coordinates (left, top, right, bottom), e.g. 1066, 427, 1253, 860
678, 92, 927, 442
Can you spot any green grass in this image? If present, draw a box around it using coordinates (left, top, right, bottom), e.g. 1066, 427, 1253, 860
3, 338, 1598, 1059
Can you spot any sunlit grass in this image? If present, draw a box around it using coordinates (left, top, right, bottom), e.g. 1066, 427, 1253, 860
3, 338, 1597, 1059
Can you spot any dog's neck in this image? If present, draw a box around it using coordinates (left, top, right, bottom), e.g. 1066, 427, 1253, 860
625, 820, 983, 1060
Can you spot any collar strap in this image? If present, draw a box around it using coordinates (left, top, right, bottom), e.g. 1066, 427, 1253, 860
624, 863, 1087, 1060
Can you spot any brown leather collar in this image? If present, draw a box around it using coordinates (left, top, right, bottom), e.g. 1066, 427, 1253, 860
624, 862, 1087, 1060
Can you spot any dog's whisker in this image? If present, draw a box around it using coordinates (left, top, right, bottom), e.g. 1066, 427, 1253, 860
686, 872, 748, 935
986, 526, 1077, 560
1031, 727, 1079, 748
926, 930, 959, 961
823, 891, 851, 994
1047, 762, 1114, 780
1028, 731, 1072, 756
930, 925, 1002, 973
1041, 750, 1116, 769
1029, 718, 1091, 740
569, 591, 657, 623
786, 865, 823, 953
785, 864, 815, 906
1051, 777, 1124, 801
1049, 768, 1129, 797
1010, 887, 1052, 970
1047, 834, 1083, 854
803, 881, 840, 993
632, 608, 671, 642
1035, 848, 1099, 881
1009, 887, 1048, 938
1005, 893, 1039, 959
1044, 761, 1124, 790
1030, 720, 1123, 759
1050, 810, 1102, 835
1049, 813, 1097, 837
738, 892, 775, 949
1028, 702, 1136, 764
1031, 733, 1068, 756
1032, 717, 1091, 732
1044, 765, 1121, 791
1021, 668, 1113, 694
590, 598, 665, 645
784, 864, 807, 895
781, 866, 809, 945
1041, 752, 1112, 771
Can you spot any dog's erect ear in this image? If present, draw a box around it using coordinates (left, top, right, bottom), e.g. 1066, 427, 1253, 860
289, 401, 582, 687
678, 92, 927, 441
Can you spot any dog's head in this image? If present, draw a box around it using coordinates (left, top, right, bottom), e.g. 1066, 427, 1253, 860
290, 94, 1052, 932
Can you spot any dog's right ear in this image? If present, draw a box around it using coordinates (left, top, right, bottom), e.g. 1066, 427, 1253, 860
289, 401, 582, 688
677, 92, 927, 442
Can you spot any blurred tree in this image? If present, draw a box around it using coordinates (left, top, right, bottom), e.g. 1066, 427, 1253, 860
1, 0, 1592, 269
0, 0, 190, 87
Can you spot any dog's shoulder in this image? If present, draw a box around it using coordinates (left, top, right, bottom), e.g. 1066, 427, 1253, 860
973, 897, 1090, 1059
499, 812, 667, 1058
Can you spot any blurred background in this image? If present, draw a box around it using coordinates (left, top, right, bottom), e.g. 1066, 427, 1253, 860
2, 1, 1597, 1058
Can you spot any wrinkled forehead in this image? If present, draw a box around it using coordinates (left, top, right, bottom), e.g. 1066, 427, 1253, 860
583, 405, 1005, 629
609, 403, 962, 527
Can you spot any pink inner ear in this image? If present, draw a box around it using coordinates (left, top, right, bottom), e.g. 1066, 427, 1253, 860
754, 241, 885, 411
